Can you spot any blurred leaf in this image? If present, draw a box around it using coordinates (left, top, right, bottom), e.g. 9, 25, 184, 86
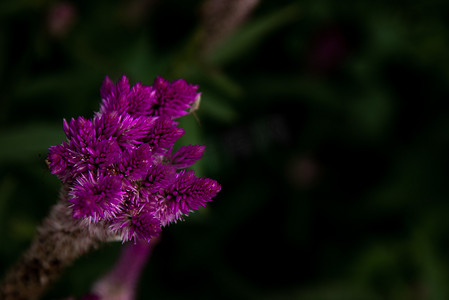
121, 36, 164, 82
247, 75, 341, 109
351, 244, 401, 283
348, 89, 393, 139
9, 215, 36, 240
200, 92, 239, 123
0, 28, 6, 81
411, 218, 449, 300
0, 176, 17, 227
0, 123, 63, 163
0, 0, 44, 16
13, 71, 98, 101
263, 283, 381, 300
368, 12, 408, 54
202, 68, 243, 98
208, 3, 301, 65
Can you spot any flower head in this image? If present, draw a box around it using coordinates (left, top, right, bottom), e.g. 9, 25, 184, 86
111, 205, 162, 242
69, 172, 124, 223
169, 145, 206, 169
99, 75, 200, 119
148, 76, 201, 119
47, 75, 220, 242
157, 170, 221, 226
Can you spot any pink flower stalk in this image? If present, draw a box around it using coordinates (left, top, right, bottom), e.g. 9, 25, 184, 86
91, 239, 159, 300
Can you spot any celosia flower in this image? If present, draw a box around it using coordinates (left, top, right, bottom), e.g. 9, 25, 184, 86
156, 170, 220, 226
149, 76, 200, 118
169, 144, 206, 169
98, 75, 200, 119
69, 172, 124, 223
47, 75, 220, 242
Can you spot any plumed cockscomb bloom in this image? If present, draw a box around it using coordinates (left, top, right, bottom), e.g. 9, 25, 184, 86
149, 76, 201, 119
69, 172, 124, 222
169, 145, 206, 169
47, 75, 220, 242
156, 170, 220, 226
99, 75, 200, 119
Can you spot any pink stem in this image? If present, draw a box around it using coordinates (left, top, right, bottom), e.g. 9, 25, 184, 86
92, 238, 159, 300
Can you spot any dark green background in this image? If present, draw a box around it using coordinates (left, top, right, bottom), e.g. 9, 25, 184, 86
1, 0, 449, 299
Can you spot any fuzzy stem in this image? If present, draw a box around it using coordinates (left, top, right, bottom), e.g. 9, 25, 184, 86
0, 187, 111, 300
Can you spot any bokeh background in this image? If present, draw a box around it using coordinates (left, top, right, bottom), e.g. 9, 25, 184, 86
1, 0, 449, 299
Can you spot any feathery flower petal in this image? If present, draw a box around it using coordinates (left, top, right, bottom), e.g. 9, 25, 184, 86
169, 145, 206, 169
142, 117, 185, 154
47, 142, 71, 180
116, 143, 152, 180
148, 76, 200, 119
69, 172, 124, 222
70, 139, 121, 176
140, 164, 175, 196
99, 75, 132, 115
94, 112, 157, 149
63, 117, 96, 151
110, 203, 161, 242
126, 82, 155, 116
100, 76, 157, 117
157, 170, 221, 225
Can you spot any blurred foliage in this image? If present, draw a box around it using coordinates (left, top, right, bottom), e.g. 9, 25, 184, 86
1, 0, 449, 299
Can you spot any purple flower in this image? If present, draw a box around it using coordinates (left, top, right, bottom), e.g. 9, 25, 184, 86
94, 112, 157, 150
142, 117, 185, 154
70, 139, 121, 178
99, 76, 134, 116
47, 142, 71, 180
140, 163, 175, 195
69, 172, 124, 222
116, 144, 152, 180
99, 75, 200, 119
169, 145, 205, 169
63, 117, 95, 151
148, 76, 200, 119
157, 170, 221, 225
47, 75, 220, 243
110, 203, 161, 242
127, 82, 157, 116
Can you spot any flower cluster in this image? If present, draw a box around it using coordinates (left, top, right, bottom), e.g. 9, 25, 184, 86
47, 76, 221, 242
